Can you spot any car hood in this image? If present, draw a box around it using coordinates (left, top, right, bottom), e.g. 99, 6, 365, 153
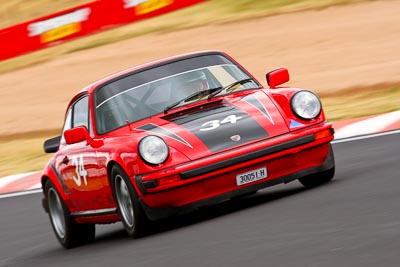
134, 90, 289, 160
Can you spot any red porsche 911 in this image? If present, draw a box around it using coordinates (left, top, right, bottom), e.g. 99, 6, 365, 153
42, 51, 335, 248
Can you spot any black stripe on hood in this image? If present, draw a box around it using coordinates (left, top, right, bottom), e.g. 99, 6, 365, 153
136, 123, 193, 148
241, 94, 274, 124
169, 105, 268, 152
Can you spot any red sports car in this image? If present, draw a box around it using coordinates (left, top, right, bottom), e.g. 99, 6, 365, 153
42, 51, 335, 248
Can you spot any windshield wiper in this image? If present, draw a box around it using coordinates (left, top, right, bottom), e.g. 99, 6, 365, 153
207, 78, 254, 100
164, 87, 222, 113
163, 78, 255, 113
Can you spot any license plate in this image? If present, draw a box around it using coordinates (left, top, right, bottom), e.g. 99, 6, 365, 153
236, 167, 268, 186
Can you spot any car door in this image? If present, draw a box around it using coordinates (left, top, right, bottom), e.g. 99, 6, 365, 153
56, 95, 106, 212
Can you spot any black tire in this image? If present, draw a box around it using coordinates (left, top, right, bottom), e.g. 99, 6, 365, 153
45, 180, 95, 249
111, 165, 149, 238
298, 167, 335, 188
230, 190, 258, 200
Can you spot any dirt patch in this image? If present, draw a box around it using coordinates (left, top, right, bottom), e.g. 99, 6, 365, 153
0, 0, 399, 136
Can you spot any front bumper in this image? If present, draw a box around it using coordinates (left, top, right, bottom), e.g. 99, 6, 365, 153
135, 124, 335, 220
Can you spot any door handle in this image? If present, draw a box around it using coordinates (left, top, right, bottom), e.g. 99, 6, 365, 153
62, 156, 69, 164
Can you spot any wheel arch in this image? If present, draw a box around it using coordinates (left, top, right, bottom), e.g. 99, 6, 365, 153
41, 165, 71, 205
106, 160, 119, 189
41, 175, 49, 192
106, 160, 143, 198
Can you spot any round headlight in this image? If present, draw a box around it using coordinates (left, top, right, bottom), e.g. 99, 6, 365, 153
291, 91, 321, 120
138, 136, 169, 165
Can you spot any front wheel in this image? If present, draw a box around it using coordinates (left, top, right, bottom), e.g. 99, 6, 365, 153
230, 190, 258, 200
45, 180, 95, 249
111, 165, 148, 238
298, 167, 335, 188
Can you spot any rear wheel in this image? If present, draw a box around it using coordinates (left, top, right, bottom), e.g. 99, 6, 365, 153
45, 180, 95, 249
111, 165, 148, 238
298, 167, 335, 188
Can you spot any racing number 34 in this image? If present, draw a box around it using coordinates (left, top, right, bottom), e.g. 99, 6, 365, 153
72, 155, 88, 186
200, 115, 243, 131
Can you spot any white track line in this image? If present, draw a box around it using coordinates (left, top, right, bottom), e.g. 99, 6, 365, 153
27, 183, 42, 190
0, 189, 42, 199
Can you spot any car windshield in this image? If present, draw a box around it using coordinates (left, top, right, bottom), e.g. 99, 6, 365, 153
94, 54, 261, 134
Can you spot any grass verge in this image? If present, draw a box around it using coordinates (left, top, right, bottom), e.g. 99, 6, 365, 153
321, 84, 400, 121
0, 136, 53, 177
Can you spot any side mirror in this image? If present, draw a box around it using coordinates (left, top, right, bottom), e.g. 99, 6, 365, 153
64, 126, 90, 145
43, 136, 61, 153
266, 68, 289, 89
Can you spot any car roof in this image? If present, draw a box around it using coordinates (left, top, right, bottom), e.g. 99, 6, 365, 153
77, 50, 228, 96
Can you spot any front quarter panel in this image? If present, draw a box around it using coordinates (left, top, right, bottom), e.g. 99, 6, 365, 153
266, 88, 327, 130
97, 134, 191, 198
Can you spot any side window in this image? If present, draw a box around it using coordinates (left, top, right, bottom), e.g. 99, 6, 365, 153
72, 96, 89, 129
61, 95, 90, 144
60, 108, 72, 144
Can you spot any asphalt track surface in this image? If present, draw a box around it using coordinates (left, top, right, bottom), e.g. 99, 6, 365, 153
1, 132, 399, 267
